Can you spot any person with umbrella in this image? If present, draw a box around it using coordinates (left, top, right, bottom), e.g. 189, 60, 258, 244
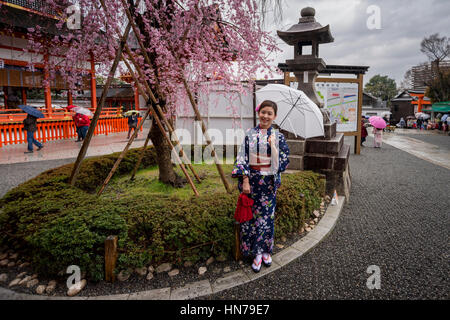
67, 105, 91, 141
75, 112, 90, 141
124, 110, 139, 139
368, 116, 387, 148
20, 105, 44, 153
231, 100, 290, 273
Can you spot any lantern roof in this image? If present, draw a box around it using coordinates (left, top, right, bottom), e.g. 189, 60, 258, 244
277, 7, 334, 45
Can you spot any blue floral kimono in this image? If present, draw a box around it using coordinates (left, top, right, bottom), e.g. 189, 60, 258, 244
231, 125, 290, 257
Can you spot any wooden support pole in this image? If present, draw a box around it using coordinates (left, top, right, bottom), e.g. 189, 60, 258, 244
355, 74, 363, 155
116, 58, 199, 196
97, 98, 151, 194
121, 49, 201, 183
117, 1, 201, 183
179, 73, 232, 193
232, 222, 242, 261
69, 18, 134, 186
130, 128, 152, 181
104, 235, 118, 282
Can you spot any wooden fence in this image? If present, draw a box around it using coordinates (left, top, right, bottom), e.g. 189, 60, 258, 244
0, 117, 142, 147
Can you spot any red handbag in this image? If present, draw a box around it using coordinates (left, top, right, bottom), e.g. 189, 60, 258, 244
234, 193, 254, 223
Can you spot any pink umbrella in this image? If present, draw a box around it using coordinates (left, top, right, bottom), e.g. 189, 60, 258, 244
368, 116, 387, 129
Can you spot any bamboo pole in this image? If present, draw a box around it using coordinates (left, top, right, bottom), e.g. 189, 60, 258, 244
120, 0, 229, 192
130, 128, 151, 181
120, 56, 198, 188
179, 73, 232, 194
122, 46, 201, 183
118, 0, 202, 183
97, 57, 199, 197
69, 19, 134, 186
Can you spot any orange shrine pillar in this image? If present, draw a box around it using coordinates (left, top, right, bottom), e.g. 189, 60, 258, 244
21, 88, 27, 105
417, 96, 423, 113
68, 90, 73, 106
90, 52, 97, 111
43, 54, 52, 115
134, 86, 140, 111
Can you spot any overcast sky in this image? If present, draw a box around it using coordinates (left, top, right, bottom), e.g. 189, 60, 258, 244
262, 0, 450, 87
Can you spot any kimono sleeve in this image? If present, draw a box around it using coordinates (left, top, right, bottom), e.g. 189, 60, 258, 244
277, 132, 290, 173
231, 134, 250, 178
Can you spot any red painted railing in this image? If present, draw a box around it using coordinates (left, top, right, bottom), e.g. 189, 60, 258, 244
0, 107, 122, 123
0, 117, 143, 147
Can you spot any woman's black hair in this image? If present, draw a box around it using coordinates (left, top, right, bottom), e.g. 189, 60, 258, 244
259, 100, 277, 115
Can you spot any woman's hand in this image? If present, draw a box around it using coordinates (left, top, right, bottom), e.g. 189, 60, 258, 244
242, 176, 251, 194
268, 133, 274, 147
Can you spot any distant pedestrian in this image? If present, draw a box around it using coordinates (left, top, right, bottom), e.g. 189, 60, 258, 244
127, 112, 139, 139
416, 118, 422, 130
22, 114, 43, 153
361, 118, 368, 146
373, 127, 383, 148
399, 117, 406, 128
74, 113, 90, 141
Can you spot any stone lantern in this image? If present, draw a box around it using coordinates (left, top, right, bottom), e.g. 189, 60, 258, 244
277, 7, 333, 108
277, 7, 352, 201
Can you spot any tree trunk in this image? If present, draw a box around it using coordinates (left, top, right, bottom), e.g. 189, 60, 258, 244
149, 112, 184, 186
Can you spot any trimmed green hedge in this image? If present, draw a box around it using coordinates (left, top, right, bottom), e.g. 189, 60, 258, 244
0, 147, 325, 281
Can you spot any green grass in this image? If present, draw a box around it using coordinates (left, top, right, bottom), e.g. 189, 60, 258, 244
102, 163, 238, 200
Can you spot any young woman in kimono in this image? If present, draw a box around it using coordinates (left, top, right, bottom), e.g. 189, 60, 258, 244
231, 100, 290, 272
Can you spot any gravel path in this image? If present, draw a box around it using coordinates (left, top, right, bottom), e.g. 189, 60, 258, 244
197, 136, 450, 300
0, 158, 76, 198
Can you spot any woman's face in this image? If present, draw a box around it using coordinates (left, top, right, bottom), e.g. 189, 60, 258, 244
258, 106, 276, 129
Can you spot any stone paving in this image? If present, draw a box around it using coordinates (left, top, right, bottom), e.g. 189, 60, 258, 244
381, 132, 450, 170
0, 131, 148, 166
0, 131, 449, 299
395, 129, 450, 151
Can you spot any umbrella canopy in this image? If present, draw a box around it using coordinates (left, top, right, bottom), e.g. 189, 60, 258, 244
368, 116, 387, 129
255, 84, 324, 139
415, 112, 430, 119
441, 114, 449, 122
18, 105, 44, 118
124, 110, 139, 116
72, 106, 93, 117
66, 105, 78, 110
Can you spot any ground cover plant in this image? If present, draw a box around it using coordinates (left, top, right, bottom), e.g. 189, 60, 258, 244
0, 147, 325, 282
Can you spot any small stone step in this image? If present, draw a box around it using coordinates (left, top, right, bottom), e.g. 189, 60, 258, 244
303, 153, 334, 170
288, 155, 303, 170
334, 143, 350, 171
305, 133, 344, 155
286, 140, 305, 155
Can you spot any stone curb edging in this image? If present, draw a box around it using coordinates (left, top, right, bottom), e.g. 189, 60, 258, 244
0, 196, 345, 301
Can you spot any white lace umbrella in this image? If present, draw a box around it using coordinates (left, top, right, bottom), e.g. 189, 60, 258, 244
255, 84, 324, 138
73, 106, 93, 117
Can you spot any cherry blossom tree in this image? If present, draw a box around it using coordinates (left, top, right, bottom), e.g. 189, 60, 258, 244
17, 0, 281, 186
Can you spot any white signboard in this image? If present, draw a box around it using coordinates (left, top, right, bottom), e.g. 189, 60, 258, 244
315, 82, 359, 132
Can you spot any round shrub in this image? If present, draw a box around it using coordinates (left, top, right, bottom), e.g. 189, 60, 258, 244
0, 146, 325, 281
